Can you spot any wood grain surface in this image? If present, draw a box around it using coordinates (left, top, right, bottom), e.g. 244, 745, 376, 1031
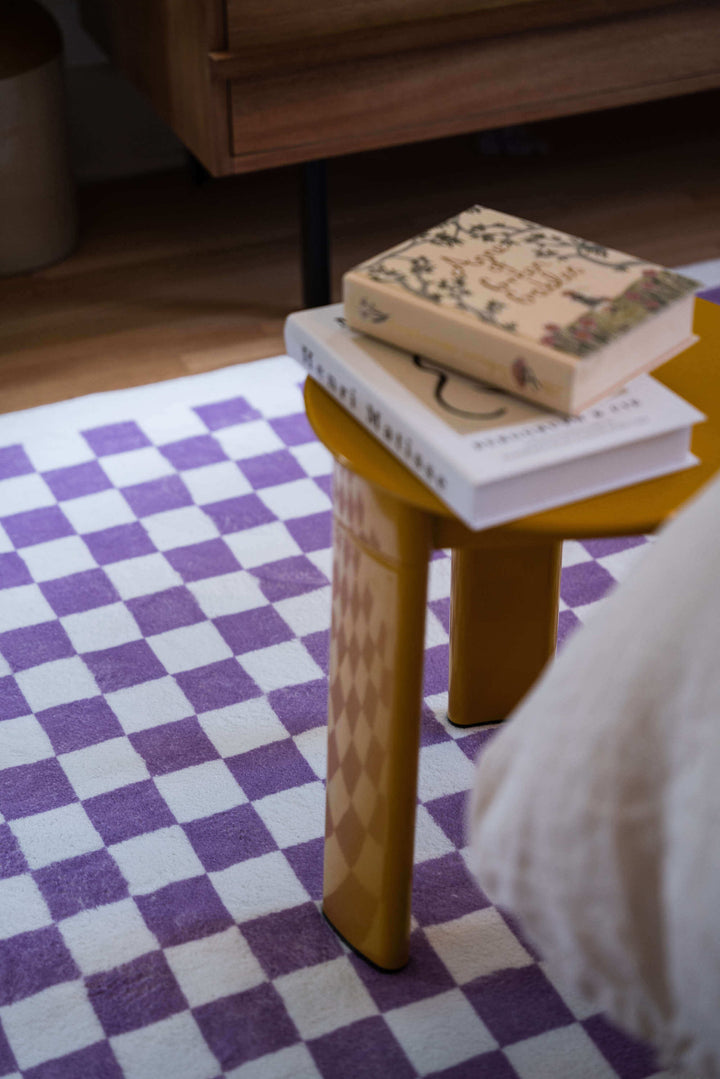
81, 0, 717, 176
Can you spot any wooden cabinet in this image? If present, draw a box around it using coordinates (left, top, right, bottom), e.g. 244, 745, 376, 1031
81, 0, 720, 178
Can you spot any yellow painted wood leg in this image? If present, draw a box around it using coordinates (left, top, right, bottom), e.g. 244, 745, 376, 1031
323, 463, 432, 970
447, 539, 562, 726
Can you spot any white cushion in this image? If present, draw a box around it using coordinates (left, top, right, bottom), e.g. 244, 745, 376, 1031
469, 471, 720, 1079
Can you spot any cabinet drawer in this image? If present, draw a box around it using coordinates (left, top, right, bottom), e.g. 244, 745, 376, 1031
222, 0, 684, 52
226, 1, 720, 173
81, 0, 720, 177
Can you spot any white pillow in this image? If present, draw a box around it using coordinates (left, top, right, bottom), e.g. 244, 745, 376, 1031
469, 471, 720, 1079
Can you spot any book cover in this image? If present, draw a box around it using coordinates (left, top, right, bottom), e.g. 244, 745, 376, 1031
285, 304, 704, 532
343, 206, 699, 415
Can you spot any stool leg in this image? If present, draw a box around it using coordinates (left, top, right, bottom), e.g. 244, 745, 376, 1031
323, 464, 431, 970
448, 539, 562, 726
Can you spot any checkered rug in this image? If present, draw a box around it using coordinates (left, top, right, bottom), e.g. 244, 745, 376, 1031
0, 355, 670, 1079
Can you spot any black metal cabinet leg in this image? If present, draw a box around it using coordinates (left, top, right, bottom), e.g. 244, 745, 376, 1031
300, 159, 331, 308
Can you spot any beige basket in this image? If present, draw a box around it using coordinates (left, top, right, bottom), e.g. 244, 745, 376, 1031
0, 0, 77, 275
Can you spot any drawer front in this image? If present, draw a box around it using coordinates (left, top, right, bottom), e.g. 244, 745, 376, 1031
224, 0, 525, 49
227, 3, 720, 173
223, 0, 687, 51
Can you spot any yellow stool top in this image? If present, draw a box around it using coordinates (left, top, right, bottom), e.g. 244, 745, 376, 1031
305, 297, 720, 542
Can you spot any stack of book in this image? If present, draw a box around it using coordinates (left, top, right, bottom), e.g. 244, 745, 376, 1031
284, 205, 704, 531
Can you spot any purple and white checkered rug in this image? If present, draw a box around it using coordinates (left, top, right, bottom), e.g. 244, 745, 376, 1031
0, 355, 669, 1079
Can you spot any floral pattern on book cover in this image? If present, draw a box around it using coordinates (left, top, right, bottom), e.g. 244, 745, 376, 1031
361, 206, 698, 360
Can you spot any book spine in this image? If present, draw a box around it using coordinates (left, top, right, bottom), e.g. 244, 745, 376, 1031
343, 271, 576, 414
284, 318, 476, 527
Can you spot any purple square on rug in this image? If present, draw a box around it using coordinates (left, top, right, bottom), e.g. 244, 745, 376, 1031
465, 966, 575, 1047
413, 852, 490, 926
0, 551, 32, 589
429, 595, 451, 633
36, 696, 123, 754
254, 555, 328, 603
0, 621, 74, 673
194, 395, 261, 431
267, 678, 327, 735
159, 434, 227, 471
314, 473, 333, 499
23, 1041, 124, 1079
2, 505, 74, 549
283, 837, 324, 901
423, 643, 449, 696
583, 1014, 660, 1079
420, 705, 453, 747
83, 780, 175, 845
0, 443, 34, 479
183, 803, 277, 872
582, 535, 647, 558
82, 640, 165, 693
127, 586, 205, 637
238, 449, 305, 489
87, 951, 187, 1036
40, 568, 120, 617
0, 1022, 16, 1077
309, 1016, 415, 1079
42, 460, 112, 502
82, 421, 151, 457
194, 984, 299, 1071
425, 791, 467, 849
175, 657, 260, 713
269, 412, 315, 446
498, 909, 542, 962
557, 608, 582, 650
0, 675, 30, 721
352, 928, 455, 1010
83, 522, 155, 565
242, 901, 343, 978
135, 875, 234, 947
34, 849, 128, 920
456, 726, 498, 763
0, 927, 78, 1006
560, 561, 616, 607
121, 474, 193, 518
201, 494, 275, 535
129, 716, 219, 776
285, 511, 333, 552
0, 823, 29, 879
301, 629, 329, 674
0, 758, 77, 820
227, 739, 316, 800
214, 607, 293, 655
166, 538, 240, 582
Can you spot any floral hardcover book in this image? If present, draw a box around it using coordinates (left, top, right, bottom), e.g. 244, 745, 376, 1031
342, 205, 699, 415
285, 304, 704, 532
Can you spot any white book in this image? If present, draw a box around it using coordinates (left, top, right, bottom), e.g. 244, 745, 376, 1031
284, 304, 704, 532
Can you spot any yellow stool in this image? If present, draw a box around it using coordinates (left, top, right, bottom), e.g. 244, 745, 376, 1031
305, 298, 720, 971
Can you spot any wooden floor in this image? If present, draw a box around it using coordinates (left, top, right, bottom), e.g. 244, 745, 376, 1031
2, 91, 719, 415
